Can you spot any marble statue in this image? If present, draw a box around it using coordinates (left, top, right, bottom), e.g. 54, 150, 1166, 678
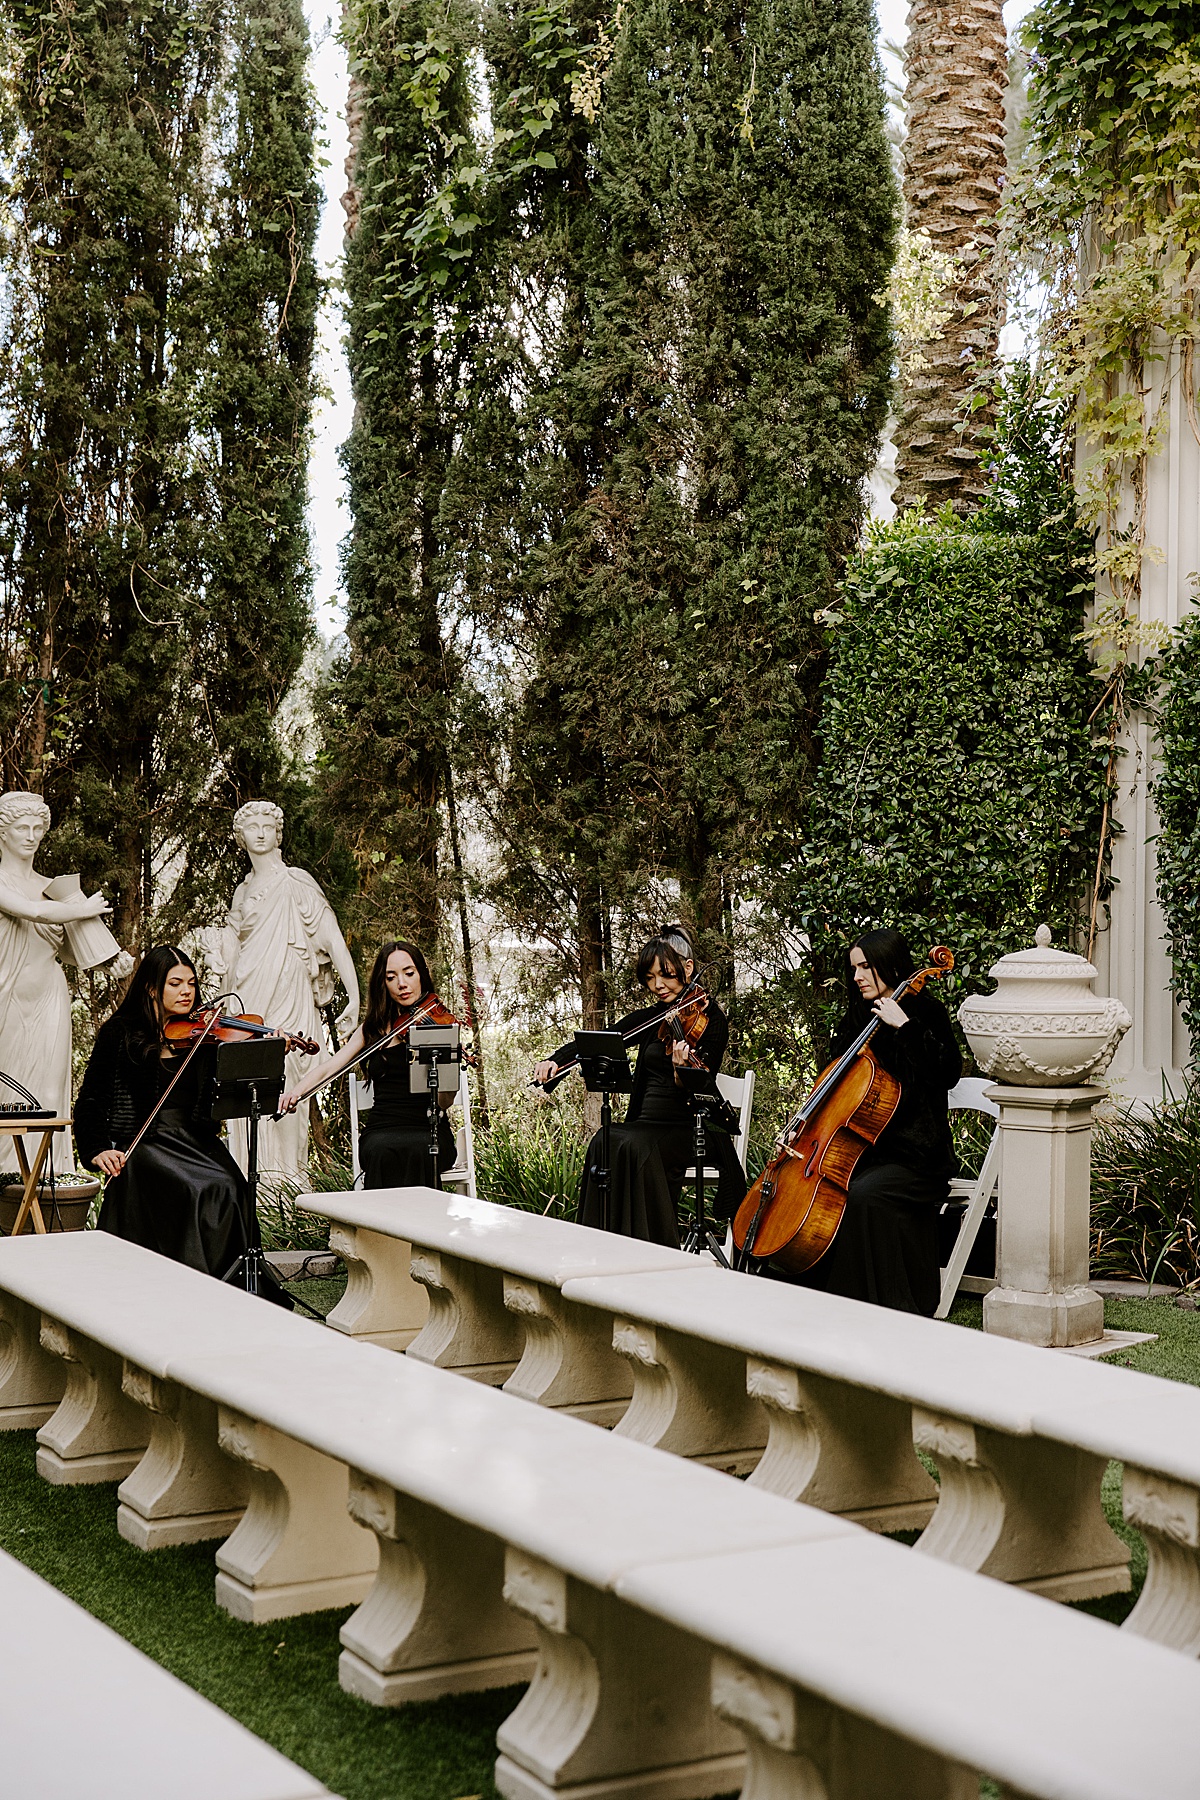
211, 801, 360, 1182
0, 791, 113, 1170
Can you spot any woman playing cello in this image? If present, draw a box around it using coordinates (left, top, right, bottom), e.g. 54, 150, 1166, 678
776, 928, 961, 1316
279, 940, 457, 1186
75, 946, 252, 1280
533, 928, 745, 1247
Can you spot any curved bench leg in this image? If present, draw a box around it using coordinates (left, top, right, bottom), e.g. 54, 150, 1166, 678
913, 1411, 1130, 1600
325, 1224, 429, 1351
116, 1365, 248, 1549
407, 1249, 524, 1384
1121, 1467, 1200, 1654
498, 1549, 744, 1800
712, 1655, 976, 1800
503, 1278, 632, 1425
339, 1475, 537, 1704
0, 1294, 65, 1428
35, 1320, 149, 1484
746, 1362, 937, 1530
610, 1320, 766, 1475
213, 1408, 378, 1622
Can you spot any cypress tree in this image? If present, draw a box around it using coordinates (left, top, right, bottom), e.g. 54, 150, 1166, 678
477, 0, 895, 994
322, 0, 484, 951
0, 0, 319, 944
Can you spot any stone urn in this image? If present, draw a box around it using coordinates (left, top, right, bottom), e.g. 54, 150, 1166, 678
958, 924, 1131, 1087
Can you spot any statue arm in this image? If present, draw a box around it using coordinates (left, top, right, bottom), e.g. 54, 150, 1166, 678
0, 882, 108, 925
326, 930, 361, 1024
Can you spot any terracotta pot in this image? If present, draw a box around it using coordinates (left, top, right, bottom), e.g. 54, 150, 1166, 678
958, 924, 1132, 1087
0, 1179, 100, 1235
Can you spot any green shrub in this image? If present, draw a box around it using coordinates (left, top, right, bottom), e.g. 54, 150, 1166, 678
475, 1114, 586, 1218
789, 513, 1104, 1050
1091, 1083, 1200, 1288
1155, 611, 1200, 1059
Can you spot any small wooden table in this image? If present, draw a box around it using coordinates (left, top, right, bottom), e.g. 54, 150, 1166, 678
0, 1119, 72, 1236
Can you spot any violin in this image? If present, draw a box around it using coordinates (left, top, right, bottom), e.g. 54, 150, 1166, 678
533, 978, 711, 1093
278, 990, 477, 1117
164, 1008, 320, 1057
656, 988, 710, 1070
732, 946, 955, 1274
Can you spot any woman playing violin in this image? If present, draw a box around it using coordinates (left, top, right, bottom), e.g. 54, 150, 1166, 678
784, 928, 961, 1316
279, 940, 456, 1187
75, 946, 251, 1280
534, 928, 745, 1247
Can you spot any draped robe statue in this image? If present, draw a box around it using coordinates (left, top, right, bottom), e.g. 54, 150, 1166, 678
0, 792, 113, 1172
212, 802, 359, 1182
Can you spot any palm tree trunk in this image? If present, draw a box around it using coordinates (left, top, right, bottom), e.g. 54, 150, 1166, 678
893, 0, 1008, 515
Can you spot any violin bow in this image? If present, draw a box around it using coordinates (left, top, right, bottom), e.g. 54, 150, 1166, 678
273, 994, 447, 1116
119, 993, 241, 1164
531, 972, 714, 1092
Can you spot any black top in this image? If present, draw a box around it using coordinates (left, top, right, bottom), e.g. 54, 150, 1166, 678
74, 1016, 223, 1170
552, 996, 746, 1215
830, 989, 962, 1183
362, 1041, 447, 1131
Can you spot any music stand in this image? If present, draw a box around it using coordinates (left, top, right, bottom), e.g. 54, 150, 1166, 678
573, 1031, 634, 1233
681, 1094, 731, 1267
211, 1038, 313, 1314
409, 1024, 461, 1190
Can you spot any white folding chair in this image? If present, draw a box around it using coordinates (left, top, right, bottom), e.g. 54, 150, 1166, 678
349, 1068, 476, 1197
683, 1069, 756, 1187
440, 1070, 477, 1198
935, 1076, 1001, 1319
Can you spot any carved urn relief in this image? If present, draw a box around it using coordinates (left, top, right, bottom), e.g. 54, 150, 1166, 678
958, 925, 1132, 1087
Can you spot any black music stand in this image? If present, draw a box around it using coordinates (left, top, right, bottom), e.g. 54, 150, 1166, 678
574, 1031, 634, 1233
211, 1038, 314, 1315
681, 1094, 731, 1267
409, 1024, 461, 1190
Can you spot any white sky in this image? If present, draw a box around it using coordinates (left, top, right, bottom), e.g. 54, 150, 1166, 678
302, 0, 1036, 642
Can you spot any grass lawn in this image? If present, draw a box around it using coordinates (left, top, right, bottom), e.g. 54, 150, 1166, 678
2, 1278, 1196, 1797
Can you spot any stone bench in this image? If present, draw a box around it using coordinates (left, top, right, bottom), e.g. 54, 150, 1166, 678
562, 1264, 1200, 1647
0, 1231, 379, 1618
2, 1232, 1199, 1800
311, 1187, 697, 1423
301, 1189, 1200, 1648
0, 1547, 332, 1799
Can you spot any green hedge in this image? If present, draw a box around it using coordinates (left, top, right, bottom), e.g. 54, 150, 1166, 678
1156, 611, 1200, 1057
790, 516, 1104, 1045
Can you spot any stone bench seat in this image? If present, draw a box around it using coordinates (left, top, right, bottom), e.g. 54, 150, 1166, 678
563, 1263, 1200, 1645
0, 1547, 332, 1799
312, 1187, 697, 1420
301, 1189, 1200, 1650
2, 1231, 1199, 1800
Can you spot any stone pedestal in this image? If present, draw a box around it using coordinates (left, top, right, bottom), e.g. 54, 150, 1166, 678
982, 1085, 1104, 1349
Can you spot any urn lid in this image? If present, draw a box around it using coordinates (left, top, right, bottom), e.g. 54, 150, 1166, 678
985, 924, 1097, 988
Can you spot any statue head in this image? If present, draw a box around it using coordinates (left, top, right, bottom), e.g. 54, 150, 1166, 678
232, 800, 284, 857
0, 790, 50, 858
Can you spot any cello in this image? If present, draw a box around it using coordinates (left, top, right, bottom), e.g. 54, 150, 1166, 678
732, 945, 954, 1274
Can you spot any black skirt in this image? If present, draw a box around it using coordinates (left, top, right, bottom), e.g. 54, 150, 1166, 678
97, 1106, 248, 1279
577, 1116, 696, 1248
784, 1161, 945, 1317
360, 1106, 456, 1189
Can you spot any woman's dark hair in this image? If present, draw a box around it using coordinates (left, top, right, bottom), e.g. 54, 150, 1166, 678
847, 928, 917, 1021
362, 940, 435, 1070
636, 925, 695, 990
112, 945, 200, 1057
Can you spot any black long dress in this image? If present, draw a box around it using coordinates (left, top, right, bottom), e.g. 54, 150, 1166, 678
75, 1017, 249, 1279
360, 1040, 456, 1189
552, 1000, 746, 1248
786, 988, 962, 1316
